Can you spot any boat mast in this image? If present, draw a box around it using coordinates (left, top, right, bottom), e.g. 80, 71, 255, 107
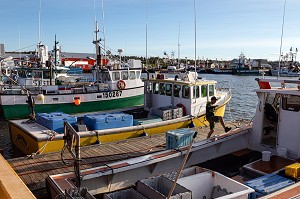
101, 0, 106, 65
194, 0, 197, 81
145, 0, 148, 71
278, 0, 287, 79
93, 20, 101, 83
177, 21, 181, 69
38, 0, 41, 45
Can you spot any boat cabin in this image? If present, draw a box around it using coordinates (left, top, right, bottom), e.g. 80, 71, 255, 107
144, 72, 223, 117
250, 78, 300, 159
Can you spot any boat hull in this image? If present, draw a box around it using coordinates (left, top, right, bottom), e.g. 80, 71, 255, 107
0, 90, 144, 119
9, 104, 227, 155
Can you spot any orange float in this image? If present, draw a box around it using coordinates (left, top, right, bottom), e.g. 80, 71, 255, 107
74, 99, 81, 105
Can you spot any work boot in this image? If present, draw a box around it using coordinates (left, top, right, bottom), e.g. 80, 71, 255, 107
225, 127, 232, 132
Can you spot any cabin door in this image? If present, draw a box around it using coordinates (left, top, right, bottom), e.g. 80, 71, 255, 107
277, 95, 300, 157
261, 93, 280, 148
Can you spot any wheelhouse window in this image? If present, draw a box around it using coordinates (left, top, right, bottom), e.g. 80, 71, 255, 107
282, 95, 300, 112
136, 71, 141, 79
159, 83, 165, 95
182, 85, 190, 99
129, 71, 136, 79
193, 85, 200, 99
209, 84, 215, 96
174, 84, 181, 97
33, 71, 42, 78
43, 71, 51, 79
121, 71, 129, 80
165, 84, 172, 96
201, 85, 207, 97
153, 82, 159, 94
112, 72, 120, 81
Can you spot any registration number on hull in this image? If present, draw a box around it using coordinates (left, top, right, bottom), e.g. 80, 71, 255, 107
100, 91, 123, 98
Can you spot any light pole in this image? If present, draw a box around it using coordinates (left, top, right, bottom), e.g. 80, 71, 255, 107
185, 57, 187, 68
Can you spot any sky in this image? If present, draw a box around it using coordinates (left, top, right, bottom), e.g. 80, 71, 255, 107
1, 0, 300, 61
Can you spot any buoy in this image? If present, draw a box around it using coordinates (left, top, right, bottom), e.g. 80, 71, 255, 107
37, 94, 45, 101
74, 99, 81, 105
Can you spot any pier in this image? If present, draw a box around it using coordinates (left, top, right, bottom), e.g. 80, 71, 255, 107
7, 120, 248, 198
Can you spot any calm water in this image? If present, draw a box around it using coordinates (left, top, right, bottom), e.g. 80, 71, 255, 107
0, 74, 297, 159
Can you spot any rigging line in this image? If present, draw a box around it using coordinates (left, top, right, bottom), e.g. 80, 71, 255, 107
278, 0, 287, 79
11, 43, 38, 52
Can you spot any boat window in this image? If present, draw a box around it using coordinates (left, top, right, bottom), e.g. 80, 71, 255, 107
153, 82, 159, 94
129, 71, 136, 79
282, 95, 300, 112
209, 84, 215, 96
201, 85, 207, 97
166, 84, 172, 96
193, 85, 200, 98
159, 83, 165, 95
174, 84, 181, 97
182, 85, 190, 99
112, 72, 120, 81
33, 71, 42, 78
102, 73, 111, 81
121, 71, 129, 80
136, 71, 141, 79
43, 71, 51, 79
17, 70, 26, 78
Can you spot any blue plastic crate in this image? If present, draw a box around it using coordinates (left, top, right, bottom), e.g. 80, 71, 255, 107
84, 112, 133, 130
166, 128, 195, 150
36, 112, 77, 133
245, 174, 295, 198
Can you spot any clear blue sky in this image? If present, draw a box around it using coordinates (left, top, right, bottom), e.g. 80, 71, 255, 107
1, 0, 300, 61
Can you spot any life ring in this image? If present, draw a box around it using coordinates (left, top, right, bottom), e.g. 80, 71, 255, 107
117, 80, 126, 90
177, 103, 186, 116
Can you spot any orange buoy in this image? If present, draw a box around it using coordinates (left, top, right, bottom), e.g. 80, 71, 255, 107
74, 99, 81, 105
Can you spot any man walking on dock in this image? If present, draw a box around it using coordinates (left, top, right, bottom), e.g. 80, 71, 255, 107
206, 96, 231, 138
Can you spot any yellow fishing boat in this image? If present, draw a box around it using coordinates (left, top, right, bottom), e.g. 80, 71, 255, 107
9, 71, 231, 155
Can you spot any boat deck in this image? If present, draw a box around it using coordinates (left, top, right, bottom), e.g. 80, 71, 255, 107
7, 120, 248, 199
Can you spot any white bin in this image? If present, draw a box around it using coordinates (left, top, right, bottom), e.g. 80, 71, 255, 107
277, 148, 288, 158
262, 151, 271, 162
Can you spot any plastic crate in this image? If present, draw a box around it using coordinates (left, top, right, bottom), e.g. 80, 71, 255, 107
166, 128, 195, 150
285, 163, 300, 179
152, 107, 172, 121
244, 174, 295, 198
36, 112, 77, 133
84, 112, 133, 130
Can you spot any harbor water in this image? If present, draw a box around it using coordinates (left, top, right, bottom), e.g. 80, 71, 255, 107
0, 74, 297, 159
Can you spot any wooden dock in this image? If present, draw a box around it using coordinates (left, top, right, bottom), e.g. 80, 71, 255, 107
7, 120, 248, 199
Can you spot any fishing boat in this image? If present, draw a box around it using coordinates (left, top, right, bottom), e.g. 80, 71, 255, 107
0, 36, 144, 120
45, 78, 300, 199
8, 71, 231, 155
270, 67, 300, 77
0, 62, 144, 119
231, 52, 271, 76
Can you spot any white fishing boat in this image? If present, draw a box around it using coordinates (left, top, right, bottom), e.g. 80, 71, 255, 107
271, 67, 300, 77
45, 78, 300, 199
8, 71, 231, 155
0, 32, 144, 119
